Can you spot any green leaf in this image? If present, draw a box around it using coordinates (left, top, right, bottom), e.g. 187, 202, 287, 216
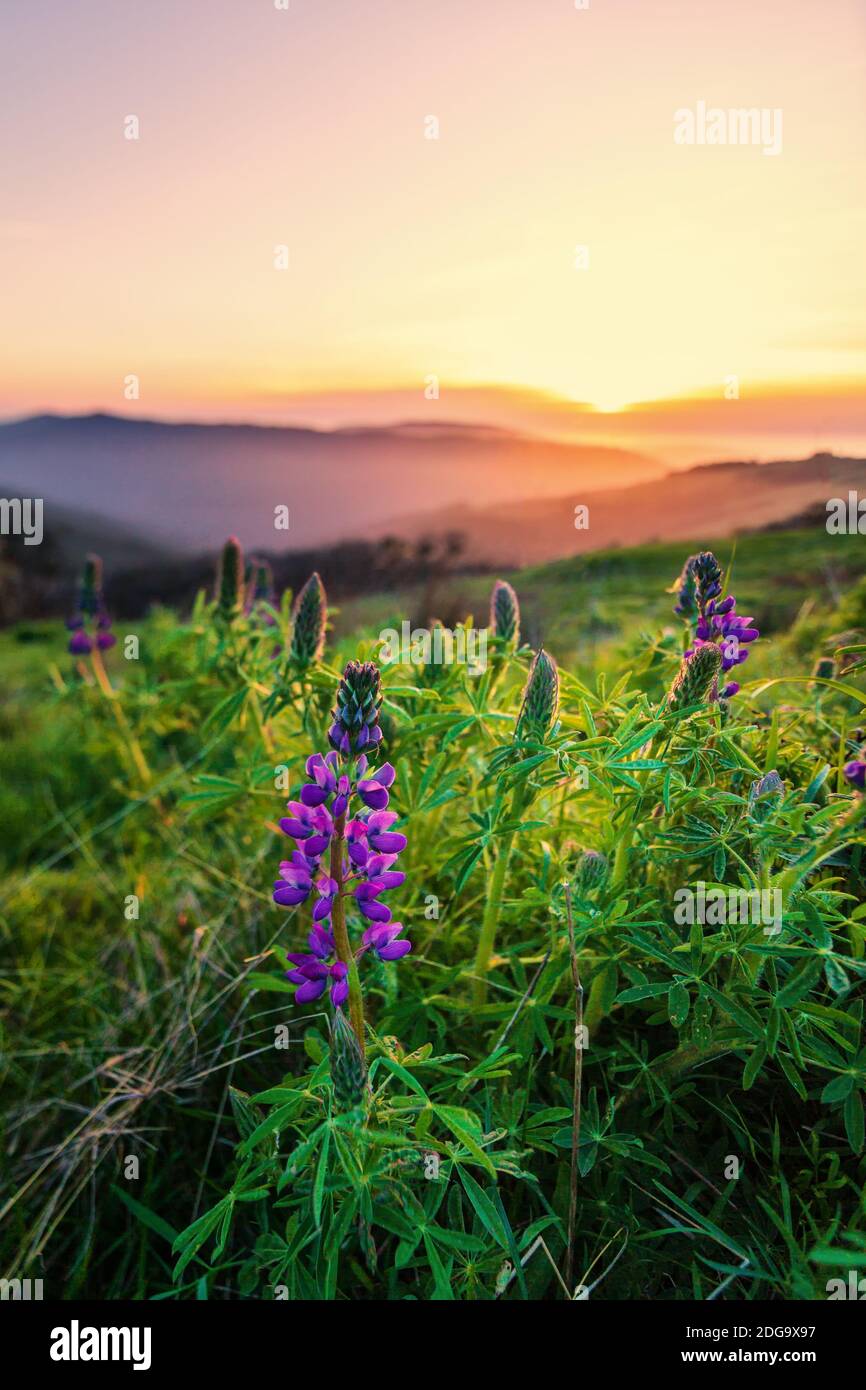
844, 1091, 865, 1153
423, 1233, 455, 1300
457, 1167, 508, 1249
312, 1127, 330, 1228
776, 958, 823, 1009
112, 1186, 177, 1245
742, 1044, 767, 1091
778, 1051, 807, 1100
821, 1074, 855, 1104
237, 1096, 304, 1157
668, 981, 690, 1028
434, 1105, 496, 1177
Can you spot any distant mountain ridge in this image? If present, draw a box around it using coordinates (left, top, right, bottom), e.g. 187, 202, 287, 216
2, 412, 862, 574
0, 411, 661, 555
375, 451, 866, 565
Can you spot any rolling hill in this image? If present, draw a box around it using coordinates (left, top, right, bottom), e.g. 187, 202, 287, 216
376, 452, 866, 565
0, 412, 661, 555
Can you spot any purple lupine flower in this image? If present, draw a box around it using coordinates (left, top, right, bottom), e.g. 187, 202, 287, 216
286, 953, 349, 1005
674, 551, 759, 700
356, 762, 396, 810
365, 810, 407, 855
844, 758, 866, 792
361, 921, 412, 961
272, 671, 410, 1022
68, 553, 117, 655
69, 629, 93, 656
328, 661, 383, 756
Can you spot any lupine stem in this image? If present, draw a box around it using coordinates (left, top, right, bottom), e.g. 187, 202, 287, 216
473, 827, 515, 1005
89, 647, 152, 787
564, 884, 584, 1296
330, 813, 366, 1056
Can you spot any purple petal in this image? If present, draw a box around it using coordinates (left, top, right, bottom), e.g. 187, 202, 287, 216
304, 834, 331, 857
273, 884, 310, 906
359, 899, 392, 923
358, 784, 389, 811
379, 940, 412, 960
300, 783, 328, 808
368, 831, 407, 855
295, 977, 328, 1003
280, 817, 310, 840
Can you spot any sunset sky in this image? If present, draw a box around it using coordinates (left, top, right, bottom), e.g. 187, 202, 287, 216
1, 0, 865, 457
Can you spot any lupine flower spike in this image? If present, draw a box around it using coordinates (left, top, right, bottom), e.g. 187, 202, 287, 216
247, 558, 282, 660
515, 648, 559, 742
666, 643, 723, 713
289, 571, 327, 667
273, 659, 409, 1059
246, 558, 276, 623
672, 550, 759, 700
216, 536, 244, 625
490, 579, 520, 648
67, 553, 116, 655
574, 849, 610, 893
329, 660, 383, 755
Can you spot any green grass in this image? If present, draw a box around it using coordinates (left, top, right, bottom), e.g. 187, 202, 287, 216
1, 529, 866, 1301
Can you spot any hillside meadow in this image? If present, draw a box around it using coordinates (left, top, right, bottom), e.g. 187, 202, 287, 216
1, 527, 866, 1301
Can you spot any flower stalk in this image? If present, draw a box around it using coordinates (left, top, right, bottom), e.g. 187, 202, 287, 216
473, 650, 558, 1004
273, 661, 409, 1065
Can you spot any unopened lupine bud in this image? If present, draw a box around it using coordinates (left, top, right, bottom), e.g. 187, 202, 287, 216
692, 551, 723, 615
669, 553, 699, 620
574, 849, 609, 893
666, 643, 723, 713
515, 648, 559, 742
329, 660, 383, 756
217, 536, 244, 623
490, 579, 520, 647
249, 558, 274, 607
289, 571, 327, 666
330, 1007, 367, 1109
79, 553, 104, 616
